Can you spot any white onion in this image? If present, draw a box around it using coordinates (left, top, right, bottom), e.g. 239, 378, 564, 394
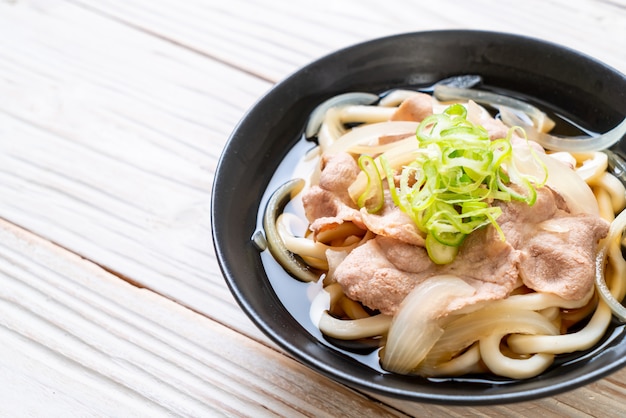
263, 178, 319, 282
595, 209, 626, 321
381, 275, 475, 374
542, 117, 626, 152
513, 144, 600, 215
318, 311, 392, 339
435, 85, 555, 132
501, 107, 626, 153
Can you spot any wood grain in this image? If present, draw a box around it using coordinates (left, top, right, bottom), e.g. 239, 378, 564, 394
0, 218, 408, 417
0, 0, 268, 336
4, 225, 621, 418
1, 0, 625, 416
69, 0, 626, 82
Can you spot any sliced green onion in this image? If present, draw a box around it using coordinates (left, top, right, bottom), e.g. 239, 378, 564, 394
356, 155, 384, 213
376, 105, 544, 264
426, 230, 462, 264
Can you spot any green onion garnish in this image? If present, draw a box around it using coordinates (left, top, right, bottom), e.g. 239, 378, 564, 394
357, 155, 385, 213
378, 104, 544, 264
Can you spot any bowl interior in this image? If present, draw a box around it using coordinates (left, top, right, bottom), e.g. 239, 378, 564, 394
212, 30, 626, 405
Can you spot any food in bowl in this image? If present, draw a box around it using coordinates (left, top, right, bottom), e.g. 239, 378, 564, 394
259, 77, 626, 380
213, 30, 626, 402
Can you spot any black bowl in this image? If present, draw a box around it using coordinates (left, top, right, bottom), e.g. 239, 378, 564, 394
212, 30, 626, 405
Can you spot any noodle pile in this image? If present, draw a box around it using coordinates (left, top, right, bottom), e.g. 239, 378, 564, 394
265, 87, 626, 379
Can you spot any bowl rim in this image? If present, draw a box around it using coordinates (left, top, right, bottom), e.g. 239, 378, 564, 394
212, 29, 626, 405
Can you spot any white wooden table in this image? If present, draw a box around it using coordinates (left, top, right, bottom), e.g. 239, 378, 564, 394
1, 0, 625, 416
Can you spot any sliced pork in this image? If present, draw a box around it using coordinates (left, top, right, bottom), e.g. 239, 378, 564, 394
303, 153, 364, 235
332, 187, 609, 316
359, 192, 425, 246
389, 93, 434, 122
303, 95, 609, 317
332, 229, 519, 316
303, 152, 425, 245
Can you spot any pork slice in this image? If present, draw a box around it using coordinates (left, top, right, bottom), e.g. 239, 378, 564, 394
444, 226, 519, 293
332, 238, 423, 315
359, 191, 425, 246
303, 152, 365, 234
335, 230, 519, 316
333, 185, 608, 316
497, 186, 609, 300
465, 101, 546, 152
496, 186, 568, 248
317, 152, 360, 204
466, 100, 509, 140
517, 213, 608, 300
304, 152, 426, 245
390, 93, 434, 122
330, 243, 432, 316
303, 186, 363, 234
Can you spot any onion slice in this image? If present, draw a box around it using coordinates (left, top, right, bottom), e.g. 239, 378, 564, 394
434, 84, 555, 132
381, 275, 475, 374
356, 155, 384, 213
318, 312, 392, 339
595, 209, 626, 321
501, 107, 626, 153
512, 144, 600, 215
262, 178, 319, 282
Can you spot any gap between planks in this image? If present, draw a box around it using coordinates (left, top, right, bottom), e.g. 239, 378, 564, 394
0, 217, 407, 417
65, 0, 278, 84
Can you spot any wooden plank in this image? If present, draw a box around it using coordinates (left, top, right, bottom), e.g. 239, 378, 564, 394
69, 0, 626, 82
0, 0, 271, 335
1, 1, 626, 416
1, 0, 620, 332
3, 210, 624, 418
0, 218, 407, 417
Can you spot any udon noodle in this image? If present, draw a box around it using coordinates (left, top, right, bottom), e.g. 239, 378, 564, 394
263, 84, 626, 379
